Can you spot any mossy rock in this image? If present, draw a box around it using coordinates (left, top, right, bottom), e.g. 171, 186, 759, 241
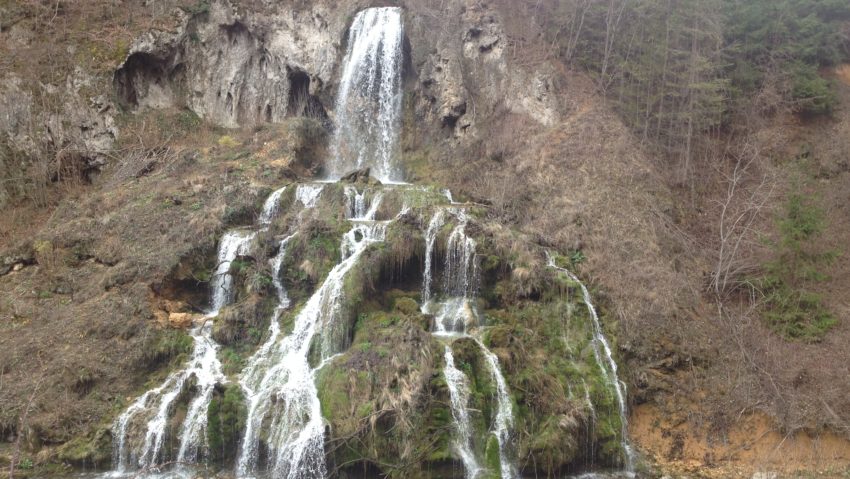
484, 434, 502, 478
394, 296, 420, 315
55, 427, 112, 468
207, 383, 246, 466
212, 294, 274, 347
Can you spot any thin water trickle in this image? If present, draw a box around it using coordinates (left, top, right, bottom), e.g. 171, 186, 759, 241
175, 321, 226, 463
259, 186, 287, 225
422, 208, 517, 478
443, 346, 484, 479
474, 338, 517, 479
443, 210, 478, 298
546, 253, 635, 474
211, 231, 256, 313
422, 210, 445, 304
295, 184, 324, 209
443, 189, 455, 204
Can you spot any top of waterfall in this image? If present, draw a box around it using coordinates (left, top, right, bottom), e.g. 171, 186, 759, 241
329, 7, 404, 183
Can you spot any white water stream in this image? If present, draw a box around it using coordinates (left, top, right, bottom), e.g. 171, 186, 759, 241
422, 209, 444, 303
330, 7, 404, 183
109, 185, 293, 476
235, 189, 386, 479
421, 207, 517, 479
111, 229, 256, 474
443, 346, 484, 479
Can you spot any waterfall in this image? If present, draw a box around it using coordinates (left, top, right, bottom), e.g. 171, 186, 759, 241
295, 184, 324, 209
110, 188, 288, 476
443, 211, 478, 298
211, 231, 257, 313
422, 208, 517, 478
422, 210, 445, 304
237, 188, 326, 476
175, 322, 226, 463
474, 339, 517, 479
546, 255, 635, 473
235, 192, 386, 479
235, 235, 295, 476
330, 7, 404, 183
259, 186, 287, 225
443, 189, 455, 204
443, 346, 484, 479
111, 232, 252, 473
427, 209, 479, 334
344, 185, 367, 219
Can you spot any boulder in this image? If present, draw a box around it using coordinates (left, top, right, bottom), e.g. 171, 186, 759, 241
339, 167, 381, 185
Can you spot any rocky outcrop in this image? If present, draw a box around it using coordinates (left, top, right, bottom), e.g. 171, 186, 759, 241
407, 1, 560, 139
0, 70, 118, 199
340, 167, 380, 185
114, 0, 343, 128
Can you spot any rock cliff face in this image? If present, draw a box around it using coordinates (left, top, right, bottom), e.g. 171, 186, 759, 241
114, 1, 343, 128
0, 70, 118, 197
408, 1, 561, 133
109, 1, 561, 135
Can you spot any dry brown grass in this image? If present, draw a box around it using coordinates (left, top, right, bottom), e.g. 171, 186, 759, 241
0, 0, 192, 81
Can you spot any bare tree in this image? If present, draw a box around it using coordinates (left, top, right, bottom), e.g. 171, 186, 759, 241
599, 0, 629, 93
710, 137, 775, 300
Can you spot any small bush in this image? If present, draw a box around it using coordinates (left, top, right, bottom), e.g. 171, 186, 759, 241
180, 0, 211, 15
218, 135, 240, 148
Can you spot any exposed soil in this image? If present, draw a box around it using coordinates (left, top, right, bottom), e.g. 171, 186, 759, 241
632, 404, 850, 478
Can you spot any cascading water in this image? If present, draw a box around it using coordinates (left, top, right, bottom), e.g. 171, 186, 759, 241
237, 235, 294, 476
111, 229, 255, 475
259, 186, 288, 225
428, 209, 479, 335
236, 7, 406, 475
421, 207, 517, 479
330, 7, 404, 183
174, 322, 226, 464
422, 209, 445, 304
443, 211, 478, 298
236, 190, 324, 477
295, 184, 324, 209
475, 338, 517, 479
236, 192, 387, 479
109, 186, 294, 477
211, 231, 257, 312
443, 346, 484, 479
546, 254, 635, 474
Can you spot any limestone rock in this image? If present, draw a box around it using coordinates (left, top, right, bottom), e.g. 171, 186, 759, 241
339, 167, 381, 185
113, 0, 344, 128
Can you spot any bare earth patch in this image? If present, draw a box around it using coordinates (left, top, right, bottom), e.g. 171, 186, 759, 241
632, 403, 850, 478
